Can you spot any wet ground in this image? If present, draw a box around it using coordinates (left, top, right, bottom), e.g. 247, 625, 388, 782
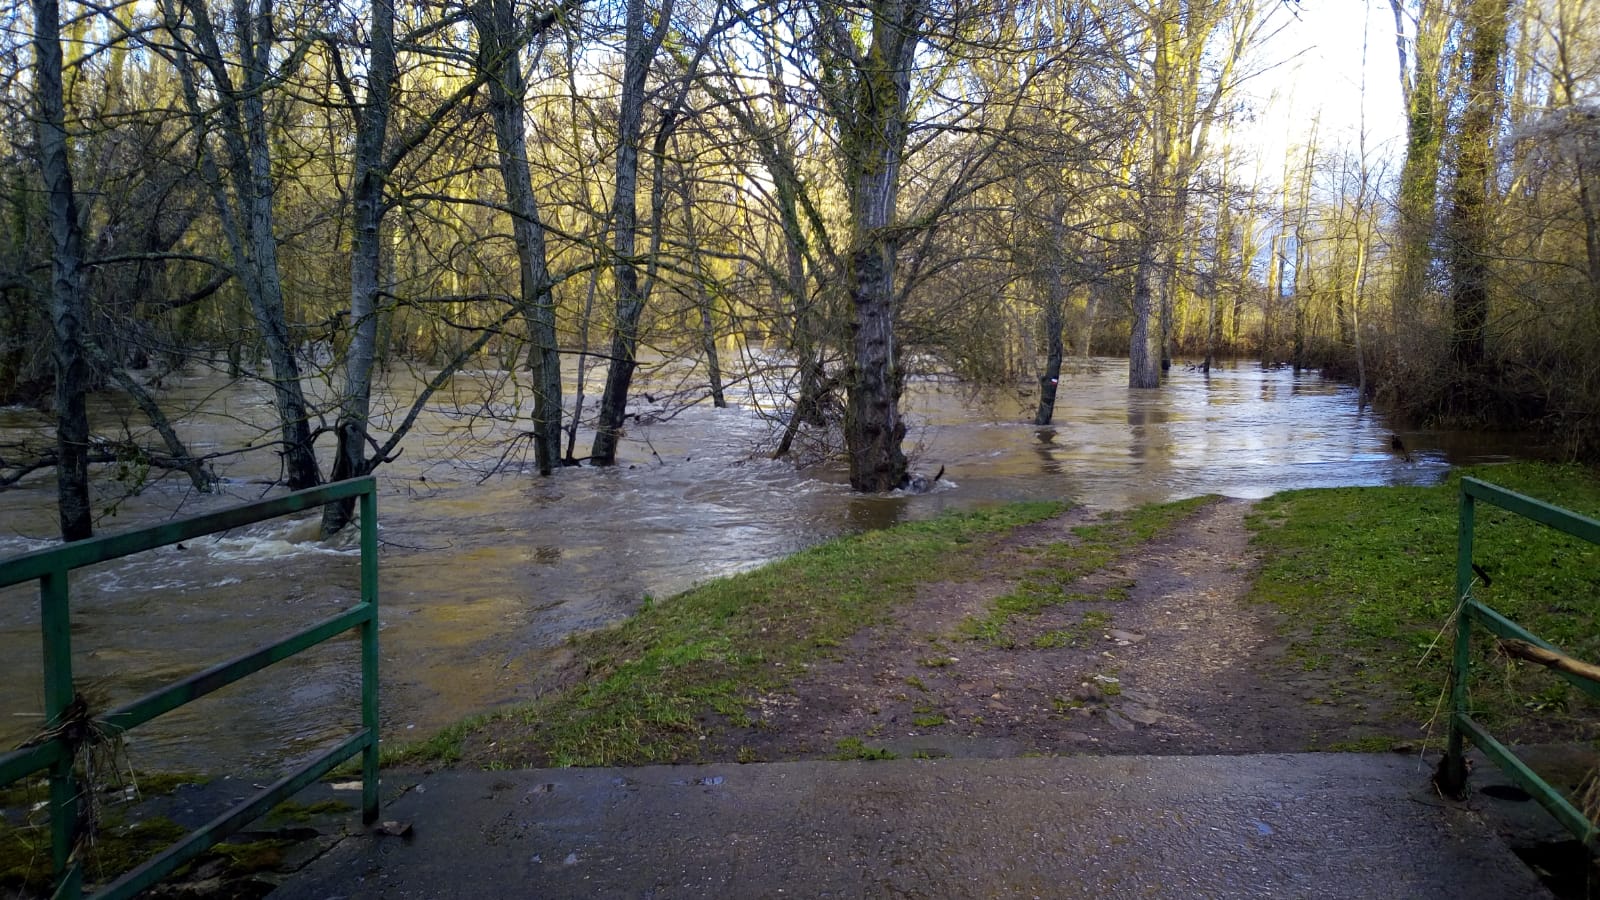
269, 754, 1551, 899
591, 497, 1422, 767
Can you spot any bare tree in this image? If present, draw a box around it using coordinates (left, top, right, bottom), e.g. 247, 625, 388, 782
31, 0, 93, 539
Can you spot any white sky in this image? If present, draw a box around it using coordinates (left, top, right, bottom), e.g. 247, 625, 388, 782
1246, 0, 1408, 179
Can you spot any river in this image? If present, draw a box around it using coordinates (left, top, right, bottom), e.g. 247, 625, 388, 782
0, 356, 1537, 772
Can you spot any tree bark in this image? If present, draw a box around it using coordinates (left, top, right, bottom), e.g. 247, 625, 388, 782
822, 1, 925, 491
478, 0, 563, 475
1035, 207, 1069, 424
592, 0, 673, 465
168, 0, 321, 491
1130, 239, 1163, 387
325, 0, 396, 534
1446, 0, 1511, 369
33, 0, 93, 540
1390, 0, 1450, 318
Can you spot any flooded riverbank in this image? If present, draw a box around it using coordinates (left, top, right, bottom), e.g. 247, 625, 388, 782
0, 357, 1541, 771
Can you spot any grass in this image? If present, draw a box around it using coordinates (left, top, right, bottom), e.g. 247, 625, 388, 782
424, 502, 1064, 768
830, 738, 898, 761
1, 813, 188, 895
960, 496, 1213, 645
1031, 610, 1113, 649
1248, 462, 1600, 740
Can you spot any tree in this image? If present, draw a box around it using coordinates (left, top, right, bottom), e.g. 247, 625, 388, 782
160, 0, 322, 491
32, 0, 93, 539
815, 0, 926, 491
475, 0, 570, 478
591, 0, 675, 465
1388, 0, 1454, 320
1444, 0, 1512, 369
324, 0, 397, 533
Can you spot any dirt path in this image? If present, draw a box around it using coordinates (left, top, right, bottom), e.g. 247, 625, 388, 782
736, 497, 1418, 761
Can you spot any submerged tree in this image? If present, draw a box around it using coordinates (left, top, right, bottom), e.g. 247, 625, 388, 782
592, 0, 675, 465
32, 0, 93, 539
814, 0, 927, 491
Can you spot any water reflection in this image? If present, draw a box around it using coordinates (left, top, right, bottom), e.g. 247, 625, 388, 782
0, 357, 1549, 770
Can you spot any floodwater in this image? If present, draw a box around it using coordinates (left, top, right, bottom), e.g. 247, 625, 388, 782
0, 355, 1539, 772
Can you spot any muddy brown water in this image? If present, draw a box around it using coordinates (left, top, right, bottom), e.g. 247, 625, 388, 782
0, 355, 1540, 772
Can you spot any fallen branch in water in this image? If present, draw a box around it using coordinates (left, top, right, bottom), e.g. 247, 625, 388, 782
1500, 639, 1600, 683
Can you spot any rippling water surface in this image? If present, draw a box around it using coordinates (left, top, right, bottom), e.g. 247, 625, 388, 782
0, 357, 1539, 770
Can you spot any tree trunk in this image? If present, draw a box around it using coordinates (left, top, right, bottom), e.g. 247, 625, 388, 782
1129, 16, 1172, 390
324, 0, 396, 535
1390, 0, 1450, 318
1129, 239, 1163, 388
1446, 0, 1511, 368
675, 168, 726, 407
1035, 286, 1065, 425
1035, 205, 1069, 424
591, 0, 672, 465
825, 2, 925, 491
168, 0, 321, 491
33, 0, 93, 540
479, 0, 563, 474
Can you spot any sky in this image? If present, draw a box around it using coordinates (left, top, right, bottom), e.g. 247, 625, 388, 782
1245, 0, 1409, 179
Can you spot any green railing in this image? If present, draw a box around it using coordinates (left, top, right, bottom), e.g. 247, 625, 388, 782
1438, 476, 1600, 847
0, 477, 381, 898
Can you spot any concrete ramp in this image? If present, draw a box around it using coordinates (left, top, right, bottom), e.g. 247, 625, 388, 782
272, 753, 1548, 899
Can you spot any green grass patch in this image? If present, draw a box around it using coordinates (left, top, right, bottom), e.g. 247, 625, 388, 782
266, 798, 352, 825
1249, 462, 1600, 738
961, 497, 1213, 645
830, 738, 898, 761
379, 713, 492, 768
441, 502, 1063, 768
1031, 610, 1113, 649
2, 815, 188, 895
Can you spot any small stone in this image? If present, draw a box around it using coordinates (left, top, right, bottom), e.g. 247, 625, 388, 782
1104, 710, 1136, 732
1108, 629, 1146, 644
1121, 704, 1162, 725
1072, 684, 1105, 703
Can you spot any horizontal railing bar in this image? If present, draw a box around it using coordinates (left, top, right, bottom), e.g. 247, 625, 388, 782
1454, 713, 1598, 846
1465, 598, 1559, 652
0, 477, 375, 589
1462, 477, 1600, 546
100, 604, 373, 735
1466, 600, 1600, 699
0, 739, 65, 791
94, 729, 373, 900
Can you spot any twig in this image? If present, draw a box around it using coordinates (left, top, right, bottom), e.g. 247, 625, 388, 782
1498, 639, 1600, 683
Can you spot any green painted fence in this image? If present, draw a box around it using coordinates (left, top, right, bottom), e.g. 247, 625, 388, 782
1439, 476, 1600, 847
0, 477, 380, 898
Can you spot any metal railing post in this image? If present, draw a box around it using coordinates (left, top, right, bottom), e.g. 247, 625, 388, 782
1441, 489, 1477, 795
359, 487, 380, 824
41, 567, 82, 897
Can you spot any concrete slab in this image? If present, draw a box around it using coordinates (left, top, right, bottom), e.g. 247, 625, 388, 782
272, 754, 1549, 899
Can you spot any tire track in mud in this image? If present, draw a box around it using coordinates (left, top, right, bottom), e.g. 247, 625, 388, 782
731, 497, 1417, 762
